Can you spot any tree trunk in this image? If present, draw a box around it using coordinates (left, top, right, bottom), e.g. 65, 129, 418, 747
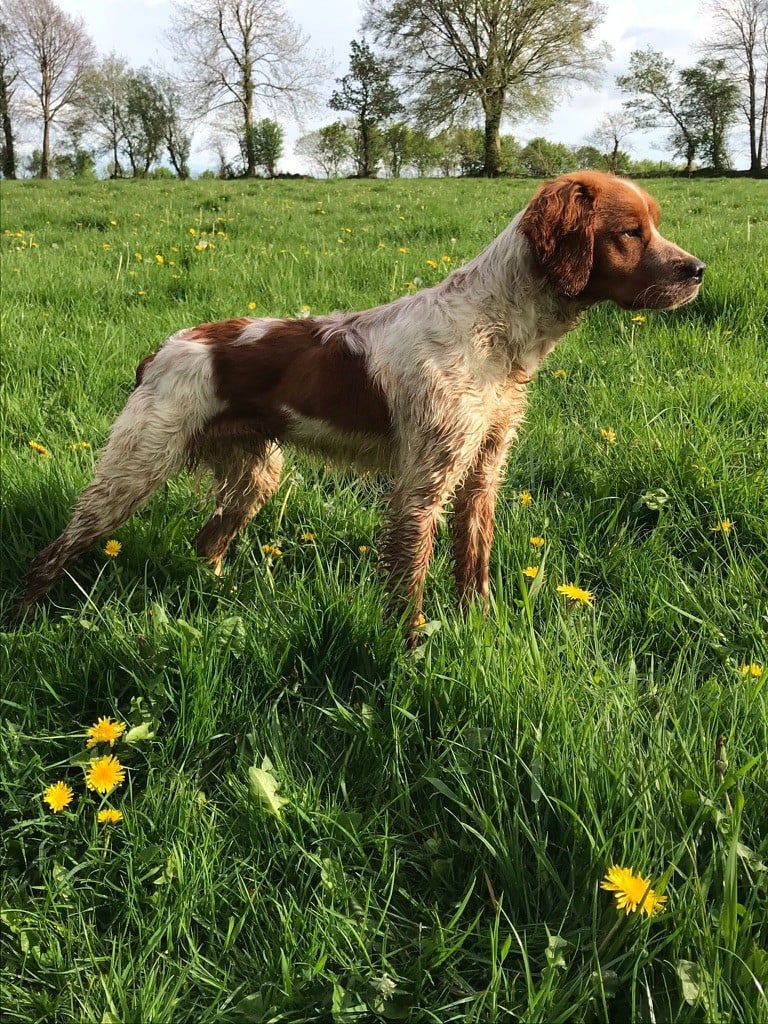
0, 76, 15, 178
482, 92, 504, 177
41, 117, 51, 179
242, 58, 257, 177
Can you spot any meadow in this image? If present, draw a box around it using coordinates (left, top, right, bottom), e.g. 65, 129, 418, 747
0, 174, 766, 1023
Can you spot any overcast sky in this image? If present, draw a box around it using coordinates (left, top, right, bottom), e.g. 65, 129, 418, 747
54, 0, 731, 171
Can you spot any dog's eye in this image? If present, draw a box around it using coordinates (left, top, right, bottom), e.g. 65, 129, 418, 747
622, 228, 643, 238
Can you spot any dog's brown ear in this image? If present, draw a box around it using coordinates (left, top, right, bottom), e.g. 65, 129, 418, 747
519, 177, 596, 297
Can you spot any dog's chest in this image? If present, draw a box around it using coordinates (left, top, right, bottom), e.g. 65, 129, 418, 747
281, 408, 396, 474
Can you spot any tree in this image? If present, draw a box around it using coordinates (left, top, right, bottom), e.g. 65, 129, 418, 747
680, 59, 740, 171
618, 48, 701, 172
155, 73, 192, 179
7, 0, 95, 178
702, 0, 768, 175
169, 0, 325, 178
587, 109, 635, 172
295, 122, 354, 177
119, 70, 167, 177
249, 117, 283, 176
364, 0, 607, 178
0, 19, 20, 178
80, 54, 129, 177
519, 137, 577, 176
382, 122, 412, 177
329, 39, 403, 177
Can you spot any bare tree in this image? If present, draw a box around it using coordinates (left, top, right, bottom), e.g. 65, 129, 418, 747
7, 0, 95, 178
702, 0, 768, 175
168, 0, 326, 177
0, 18, 20, 178
364, 0, 608, 177
587, 109, 635, 172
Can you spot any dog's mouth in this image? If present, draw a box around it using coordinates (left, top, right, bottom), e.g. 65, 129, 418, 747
622, 279, 702, 311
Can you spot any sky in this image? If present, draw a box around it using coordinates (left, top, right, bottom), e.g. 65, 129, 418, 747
51, 0, 730, 171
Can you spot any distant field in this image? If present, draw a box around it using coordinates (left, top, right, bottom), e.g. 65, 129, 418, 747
1, 176, 766, 1023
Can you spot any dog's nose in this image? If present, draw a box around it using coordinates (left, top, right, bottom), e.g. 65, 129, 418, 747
687, 260, 706, 282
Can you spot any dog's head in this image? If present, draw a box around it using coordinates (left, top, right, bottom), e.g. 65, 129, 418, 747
519, 170, 705, 310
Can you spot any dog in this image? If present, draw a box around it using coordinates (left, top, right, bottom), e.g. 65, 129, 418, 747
20, 171, 704, 635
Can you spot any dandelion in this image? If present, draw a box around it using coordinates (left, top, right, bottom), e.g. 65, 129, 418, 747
529, 536, 545, 548
601, 865, 667, 916
358, 545, 369, 554
414, 612, 427, 627
519, 490, 533, 507
86, 716, 126, 748
523, 566, 539, 579
398, 246, 409, 254
154, 254, 164, 265
69, 441, 91, 450
97, 808, 123, 825
109, 219, 117, 226
631, 314, 646, 323
301, 532, 316, 542
378, 242, 386, 249
137, 290, 146, 296
741, 662, 763, 678
426, 259, 438, 269
104, 539, 121, 557
712, 519, 733, 534
102, 243, 111, 251
261, 544, 282, 558
557, 582, 595, 606
552, 368, 567, 379
600, 427, 617, 445
28, 440, 51, 458
441, 255, 452, 263
134, 252, 143, 260
248, 302, 257, 310
43, 781, 74, 813
86, 755, 125, 794
189, 227, 197, 235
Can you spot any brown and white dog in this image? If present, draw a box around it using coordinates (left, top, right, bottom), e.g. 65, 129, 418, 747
20, 171, 704, 634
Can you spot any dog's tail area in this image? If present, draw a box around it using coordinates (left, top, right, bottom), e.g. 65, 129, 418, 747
18, 382, 193, 614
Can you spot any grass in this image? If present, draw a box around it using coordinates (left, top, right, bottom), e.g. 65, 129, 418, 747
1, 175, 766, 1023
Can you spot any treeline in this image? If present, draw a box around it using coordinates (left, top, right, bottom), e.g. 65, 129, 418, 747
1, 0, 765, 181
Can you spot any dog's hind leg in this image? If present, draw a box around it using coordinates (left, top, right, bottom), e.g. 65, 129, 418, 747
193, 444, 284, 574
19, 387, 191, 613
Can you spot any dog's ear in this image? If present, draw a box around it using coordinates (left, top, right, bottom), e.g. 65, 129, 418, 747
519, 177, 596, 297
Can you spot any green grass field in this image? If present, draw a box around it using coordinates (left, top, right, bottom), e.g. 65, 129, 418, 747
1, 175, 766, 1023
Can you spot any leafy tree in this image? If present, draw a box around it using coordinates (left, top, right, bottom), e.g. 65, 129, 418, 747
618, 48, 701, 172
156, 73, 192, 179
80, 54, 129, 177
382, 122, 412, 177
407, 129, 442, 176
249, 117, 283, 176
6, 0, 95, 178
295, 122, 354, 177
680, 59, 740, 171
703, 0, 767, 175
119, 70, 166, 177
519, 137, 577, 176
169, 0, 325, 178
329, 39, 403, 177
364, 0, 607, 178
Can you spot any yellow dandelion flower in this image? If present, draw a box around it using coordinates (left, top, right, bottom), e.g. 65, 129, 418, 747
154, 254, 164, 264
86, 716, 127, 748
137, 290, 146, 296
43, 781, 74, 813
248, 302, 257, 310
631, 314, 646, 323
441, 255, 452, 263
104, 539, 121, 557
398, 246, 409, 253
378, 242, 386, 249
301, 532, 316, 542
109, 219, 117, 226
712, 519, 733, 534
97, 808, 123, 825
28, 440, 51, 458
69, 441, 91, 450
134, 252, 143, 260
529, 536, 545, 548
102, 243, 111, 250
600, 427, 617, 444
261, 544, 282, 557
741, 662, 763, 677
522, 566, 539, 579
85, 755, 125, 794
601, 865, 667, 916
189, 227, 196, 235
358, 545, 369, 554
519, 490, 533, 507
557, 582, 595, 606
414, 612, 427, 627
552, 368, 567, 379
426, 259, 438, 269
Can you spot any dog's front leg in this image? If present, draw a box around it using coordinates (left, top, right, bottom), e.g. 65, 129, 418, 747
381, 446, 472, 644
